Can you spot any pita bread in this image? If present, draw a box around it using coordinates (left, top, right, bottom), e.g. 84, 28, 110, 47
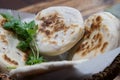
72, 12, 120, 60
35, 6, 84, 56
0, 15, 26, 72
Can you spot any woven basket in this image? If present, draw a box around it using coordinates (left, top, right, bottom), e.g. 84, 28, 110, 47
85, 54, 120, 80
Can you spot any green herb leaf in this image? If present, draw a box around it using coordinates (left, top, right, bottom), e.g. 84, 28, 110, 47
0, 13, 14, 21
24, 21, 36, 29
26, 53, 45, 65
1, 13, 46, 65
17, 41, 29, 51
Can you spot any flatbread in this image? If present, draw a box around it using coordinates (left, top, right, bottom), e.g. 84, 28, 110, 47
35, 6, 84, 56
0, 15, 26, 72
72, 12, 120, 60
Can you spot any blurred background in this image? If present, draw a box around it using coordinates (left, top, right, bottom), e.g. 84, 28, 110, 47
0, 0, 119, 13
0, 0, 120, 18
0, 0, 49, 9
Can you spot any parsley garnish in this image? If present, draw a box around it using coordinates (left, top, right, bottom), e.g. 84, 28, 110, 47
0, 13, 46, 65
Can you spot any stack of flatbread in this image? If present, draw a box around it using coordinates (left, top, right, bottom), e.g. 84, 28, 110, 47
0, 6, 120, 78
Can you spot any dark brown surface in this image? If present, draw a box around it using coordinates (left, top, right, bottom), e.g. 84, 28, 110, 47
0, 0, 49, 9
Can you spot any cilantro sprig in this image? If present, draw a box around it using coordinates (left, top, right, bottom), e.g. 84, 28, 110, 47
0, 13, 46, 65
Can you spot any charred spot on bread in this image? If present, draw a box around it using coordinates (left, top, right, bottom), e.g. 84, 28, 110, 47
49, 41, 57, 45
0, 34, 8, 44
91, 16, 102, 31
74, 15, 104, 57
101, 42, 108, 53
0, 19, 7, 26
0, 17, 7, 26
2, 54, 18, 65
38, 12, 70, 38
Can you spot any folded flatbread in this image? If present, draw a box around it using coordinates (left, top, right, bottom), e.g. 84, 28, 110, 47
0, 15, 26, 72
35, 6, 84, 56
72, 12, 120, 60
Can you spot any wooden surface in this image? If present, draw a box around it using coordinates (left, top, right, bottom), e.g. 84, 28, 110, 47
18, 0, 120, 80
18, 0, 120, 17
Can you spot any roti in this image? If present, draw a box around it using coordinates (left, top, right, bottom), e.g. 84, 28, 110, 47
35, 6, 84, 56
0, 15, 26, 72
72, 12, 120, 60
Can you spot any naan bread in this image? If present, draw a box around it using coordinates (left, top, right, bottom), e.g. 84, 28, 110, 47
72, 12, 120, 60
0, 15, 26, 72
35, 6, 84, 56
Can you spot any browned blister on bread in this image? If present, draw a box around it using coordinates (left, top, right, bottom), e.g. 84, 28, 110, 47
35, 6, 84, 56
72, 12, 120, 60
